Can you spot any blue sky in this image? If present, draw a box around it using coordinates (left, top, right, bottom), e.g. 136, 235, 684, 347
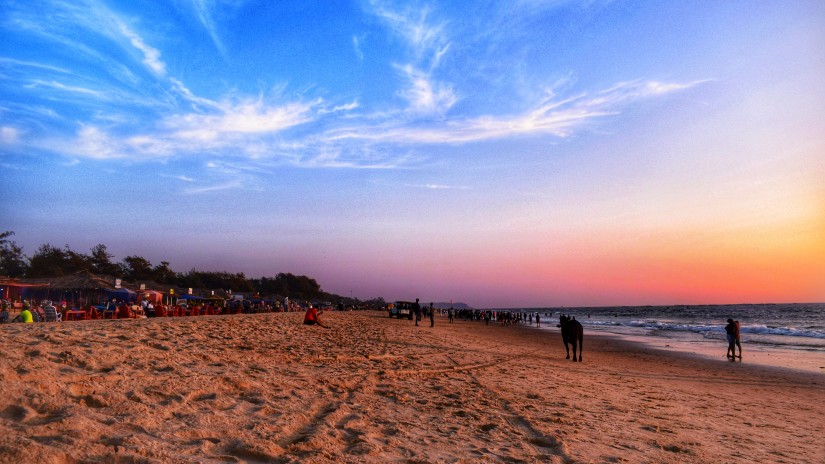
2, 1, 824, 307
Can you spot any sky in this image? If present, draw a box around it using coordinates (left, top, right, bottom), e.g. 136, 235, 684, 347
1, 0, 824, 308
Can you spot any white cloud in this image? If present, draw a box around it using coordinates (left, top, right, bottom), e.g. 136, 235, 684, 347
598, 79, 712, 102
318, 100, 360, 115
73, 125, 125, 159
187, 0, 228, 58
32, 71, 705, 170
0, 57, 70, 74
169, 77, 222, 110
406, 183, 470, 190
397, 65, 457, 115
26, 79, 104, 97
8, 1, 168, 79
183, 180, 243, 194
117, 21, 166, 77
165, 98, 316, 141
367, 1, 457, 116
44, 94, 318, 161
1, 127, 20, 144
353, 35, 364, 61
327, 79, 706, 145
368, 1, 449, 62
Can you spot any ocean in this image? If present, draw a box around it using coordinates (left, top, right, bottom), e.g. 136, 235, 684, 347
509, 303, 825, 372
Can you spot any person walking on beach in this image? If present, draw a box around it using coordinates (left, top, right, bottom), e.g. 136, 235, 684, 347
303, 305, 326, 328
733, 320, 742, 360
448, 307, 454, 323
536, 313, 541, 328
413, 298, 421, 326
429, 302, 435, 327
724, 319, 739, 360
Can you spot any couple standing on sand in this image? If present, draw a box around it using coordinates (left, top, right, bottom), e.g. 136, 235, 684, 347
725, 318, 742, 361
413, 298, 435, 327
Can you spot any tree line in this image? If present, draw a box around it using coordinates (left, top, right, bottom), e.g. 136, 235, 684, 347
0, 231, 382, 306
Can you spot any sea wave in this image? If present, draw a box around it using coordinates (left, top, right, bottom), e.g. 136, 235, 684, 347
740, 324, 825, 340
582, 319, 825, 340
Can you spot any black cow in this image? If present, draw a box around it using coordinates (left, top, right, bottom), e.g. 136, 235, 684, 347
558, 314, 583, 362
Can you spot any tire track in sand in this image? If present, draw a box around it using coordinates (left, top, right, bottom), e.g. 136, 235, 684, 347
445, 352, 576, 464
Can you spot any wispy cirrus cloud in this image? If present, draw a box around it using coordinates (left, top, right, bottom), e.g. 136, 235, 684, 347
0, 57, 71, 75
318, 100, 359, 115
35, 76, 704, 166
25, 80, 104, 97
396, 64, 457, 116
116, 21, 166, 77
185, 0, 230, 58
366, 1, 457, 116
3, 0, 710, 174
163, 97, 317, 141
325, 78, 707, 145
37, 95, 319, 161
8, 0, 169, 79
367, 1, 449, 62
406, 183, 470, 190
183, 180, 244, 195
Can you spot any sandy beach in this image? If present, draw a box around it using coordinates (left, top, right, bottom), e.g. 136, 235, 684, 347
1, 311, 823, 463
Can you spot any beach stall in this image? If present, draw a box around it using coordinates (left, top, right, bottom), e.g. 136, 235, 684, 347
141, 290, 164, 304
21, 271, 121, 306
107, 287, 137, 302
0, 277, 50, 302
1, 279, 51, 318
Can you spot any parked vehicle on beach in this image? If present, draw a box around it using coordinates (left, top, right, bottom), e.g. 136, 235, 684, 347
389, 301, 415, 320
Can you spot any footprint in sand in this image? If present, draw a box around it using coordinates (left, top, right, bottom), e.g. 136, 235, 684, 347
1, 404, 37, 423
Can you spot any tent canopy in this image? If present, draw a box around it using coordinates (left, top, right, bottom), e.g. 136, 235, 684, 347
107, 287, 137, 302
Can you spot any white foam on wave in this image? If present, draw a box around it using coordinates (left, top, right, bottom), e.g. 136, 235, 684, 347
742, 324, 825, 339
582, 319, 825, 340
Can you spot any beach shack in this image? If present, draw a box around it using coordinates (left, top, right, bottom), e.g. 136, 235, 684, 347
0, 277, 50, 305
20, 271, 125, 306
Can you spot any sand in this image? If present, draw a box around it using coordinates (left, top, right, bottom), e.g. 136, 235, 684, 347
1, 311, 823, 463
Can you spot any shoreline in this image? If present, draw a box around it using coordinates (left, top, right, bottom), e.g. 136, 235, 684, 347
541, 323, 825, 375
1, 311, 823, 463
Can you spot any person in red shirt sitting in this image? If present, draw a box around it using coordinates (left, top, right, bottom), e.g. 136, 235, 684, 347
117, 302, 132, 319
303, 305, 326, 328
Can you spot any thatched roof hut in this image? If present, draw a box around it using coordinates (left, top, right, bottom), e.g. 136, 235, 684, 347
19, 271, 131, 305
0, 277, 50, 301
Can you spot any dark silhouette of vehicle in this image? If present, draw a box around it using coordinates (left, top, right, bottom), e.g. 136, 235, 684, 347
389, 301, 415, 320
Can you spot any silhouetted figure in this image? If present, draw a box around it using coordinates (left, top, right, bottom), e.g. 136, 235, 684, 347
725, 318, 742, 360
558, 314, 583, 362
734, 320, 742, 359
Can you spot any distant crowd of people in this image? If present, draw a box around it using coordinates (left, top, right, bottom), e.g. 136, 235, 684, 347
0, 296, 333, 324
442, 307, 547, 327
